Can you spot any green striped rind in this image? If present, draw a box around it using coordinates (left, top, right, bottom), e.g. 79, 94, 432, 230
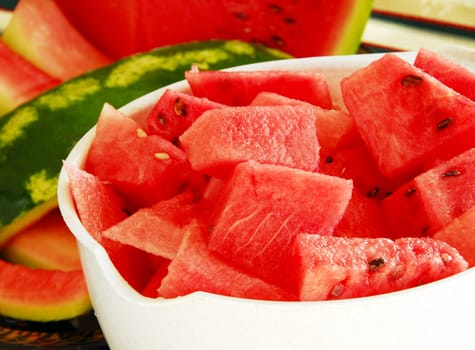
0, 40, 291, 244
332, 0, 373, 55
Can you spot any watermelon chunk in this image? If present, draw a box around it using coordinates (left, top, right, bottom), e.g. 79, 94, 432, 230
333, 188, 389, 239
250, 91, 358, 149
158, 220, 296, 301
287, 233, 468, 301
319, 141, 397, 199
185, 68, 332, 108
2, 0, 111, 80
141, 258, 171, 298
383, 147, 475, 238
414, 48, 475, 102
434, 206, 475, 267
102, 192, 199, 260
85, 103, 192, 208
64, 161, 158, 292
341, 53, 475, 182
62, 160, 129, 242
180, 104, 320, 178
0, 38, 60, 116
207, 160, 353, 287
145, 89, 225, 142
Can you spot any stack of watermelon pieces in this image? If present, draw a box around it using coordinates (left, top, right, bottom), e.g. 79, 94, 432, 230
66, 48, 475, 302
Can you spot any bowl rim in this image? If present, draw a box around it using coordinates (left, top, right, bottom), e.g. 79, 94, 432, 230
57, 50, 475, 309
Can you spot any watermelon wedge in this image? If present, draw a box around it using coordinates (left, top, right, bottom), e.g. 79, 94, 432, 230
434, 206, 475, 267
158, 220, 296, 301
1, 208, 81, 271
0, 38, 59, 116
145, 89, 225, 142
414, 48, 475, 102
85, 103, 192, 209
2, 0, 112, 80
207, 160, 353, 287
0, 259, 91, 322
287, 233, 468, 301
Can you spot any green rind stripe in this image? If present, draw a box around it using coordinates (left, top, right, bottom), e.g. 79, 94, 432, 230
0, 40, 290, 243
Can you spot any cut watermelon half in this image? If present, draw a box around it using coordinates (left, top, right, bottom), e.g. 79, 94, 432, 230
55, 0, 373, 59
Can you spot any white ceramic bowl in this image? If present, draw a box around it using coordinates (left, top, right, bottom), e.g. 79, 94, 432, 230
58, 52, 475, 350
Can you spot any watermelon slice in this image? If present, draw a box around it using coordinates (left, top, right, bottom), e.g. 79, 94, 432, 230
341, 53, 475, 182
207, 160, 353, 287
434, 206, 475, 266
1, 208, 81, 271
185, 68, 332, 108
0, 259, 91, 321
85, 103, 192, 209
55, 0, 373, 59
383, 147, 475, 238
414, 48, 475, 102
0, 38, 59, 116
145, 89, 225, 142
158, 220, 296, 301
180, 104, 320, 178
2, 0, 112, 80
287, 233, 468, 301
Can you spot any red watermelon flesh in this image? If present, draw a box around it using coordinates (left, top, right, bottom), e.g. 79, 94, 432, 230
333, 188, 389, 239
319, 142, 398, 199
63, 161, 158, 292
180, 104, 320, 178
207, 160, 353, 288
185, 68, 332, 108
384, 147, 475, 238
145, 89, 225, 143
158, 220, 296, 301
3, 0, 112, 80
62, 161, 129, 242
0, 38, 60, 115
381, 179, 429, 240
141, 258, 171, 298
414, 48, 475, 101
55, 0, 372, 59
341, 53, 475, 183
102, 192, 199, 260
85, 103, 192, 209
287, 233, 468, 301
0, 259, 91, 321
434, 206, 475, 267
250, 91, 358, 149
